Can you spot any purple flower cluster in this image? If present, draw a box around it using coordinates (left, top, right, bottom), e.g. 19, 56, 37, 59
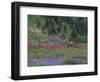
28, 56, 83, 66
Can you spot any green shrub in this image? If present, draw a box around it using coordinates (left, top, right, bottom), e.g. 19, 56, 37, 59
79, 36, 87, 43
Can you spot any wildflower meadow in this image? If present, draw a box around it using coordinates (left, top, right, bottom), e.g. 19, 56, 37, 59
28, 15, 88, 66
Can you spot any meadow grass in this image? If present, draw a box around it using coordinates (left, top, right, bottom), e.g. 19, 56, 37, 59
28, 47, 87, 58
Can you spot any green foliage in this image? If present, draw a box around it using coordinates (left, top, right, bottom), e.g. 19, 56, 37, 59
28, 27, 48, 43
62, 60, 75, 64
70, 30, 80, 43
28, 47, 87, 58
79, 36, 87, 43
30, 32, 48, 43
28, 15, 87, 44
